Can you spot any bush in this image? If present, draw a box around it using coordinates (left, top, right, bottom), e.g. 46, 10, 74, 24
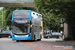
64, 37, 72, 41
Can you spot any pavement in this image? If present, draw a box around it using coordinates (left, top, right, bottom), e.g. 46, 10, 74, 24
42, 38, 75, 45
21, 42, 72, 50
41, 38, 75, 50
56, 41, 75, 45
21, 38, 74, 50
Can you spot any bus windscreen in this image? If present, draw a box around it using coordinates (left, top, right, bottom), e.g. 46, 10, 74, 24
13, 11, 30, 34
13, 24, 30, 34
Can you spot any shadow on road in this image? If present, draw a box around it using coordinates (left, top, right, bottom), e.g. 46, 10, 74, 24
17, 40, 38, 42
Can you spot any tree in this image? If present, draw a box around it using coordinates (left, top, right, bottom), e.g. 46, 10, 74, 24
33, 0, 75, 40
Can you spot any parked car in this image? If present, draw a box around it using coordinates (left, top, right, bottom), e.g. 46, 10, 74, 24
44, 32, 62, 39
0, 31, 12, 38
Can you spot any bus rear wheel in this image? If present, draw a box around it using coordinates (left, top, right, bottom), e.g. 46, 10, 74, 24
34, 35, 36, 41
37, 35, 41, 41
37, 39, 41, 41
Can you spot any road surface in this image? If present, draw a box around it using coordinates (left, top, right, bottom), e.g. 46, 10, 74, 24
0, 38, 33, 50
0, 38, 74, 50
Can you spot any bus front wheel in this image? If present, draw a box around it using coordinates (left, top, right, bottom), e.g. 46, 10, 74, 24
16, 40, 19, 42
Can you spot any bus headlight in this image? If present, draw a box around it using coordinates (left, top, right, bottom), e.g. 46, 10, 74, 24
14, 35, 18, 37
13, 34, 18, 37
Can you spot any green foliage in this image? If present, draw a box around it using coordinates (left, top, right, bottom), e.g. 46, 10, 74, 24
2, 7, 61, 31
0, 15, 2, 27
0, 0, 74, 40
34, 0, 44, 6
34, 6, 61, 31
34, 0, 75, 39
0, 0, 75, 40
0, 9, 6, 29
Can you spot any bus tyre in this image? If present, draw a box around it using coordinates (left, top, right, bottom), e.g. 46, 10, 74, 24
37, 35, 41, 41
38, 39, 41, 41
34, 35, 36, 41
39, 35, 41, 41
16, 40, 19, 42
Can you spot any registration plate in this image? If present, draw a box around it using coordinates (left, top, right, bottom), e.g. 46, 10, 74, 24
18, 35, 28, 37
19, 20, 24, 23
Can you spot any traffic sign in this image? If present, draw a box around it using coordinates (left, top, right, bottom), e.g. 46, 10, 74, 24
61, 24, 63, 27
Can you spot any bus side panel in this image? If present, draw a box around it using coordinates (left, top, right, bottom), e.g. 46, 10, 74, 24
32, 25, 41, 40
37, 26, 42, 39
32, 25, 40, 40
32, 25, 35, 40
31, 11, 42, 40
34, 25, 39, 40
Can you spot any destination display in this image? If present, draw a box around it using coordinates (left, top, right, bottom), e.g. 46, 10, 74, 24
14, 19, 30, 24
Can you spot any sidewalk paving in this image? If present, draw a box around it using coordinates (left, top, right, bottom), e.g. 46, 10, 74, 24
59, 41, 75, 45
41, 38, 75, 45
21, 41, 72, 50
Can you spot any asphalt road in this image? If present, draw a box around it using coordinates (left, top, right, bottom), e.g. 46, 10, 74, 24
0, 38, 33, 50
0, 38, 74, 50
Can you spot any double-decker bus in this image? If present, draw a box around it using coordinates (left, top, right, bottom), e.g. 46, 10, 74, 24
12, 10, 42, 42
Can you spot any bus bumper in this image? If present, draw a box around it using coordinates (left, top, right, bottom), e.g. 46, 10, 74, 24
12, 36, 32, 40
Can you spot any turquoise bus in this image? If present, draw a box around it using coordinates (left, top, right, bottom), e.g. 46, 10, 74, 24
12, 10, 42, 42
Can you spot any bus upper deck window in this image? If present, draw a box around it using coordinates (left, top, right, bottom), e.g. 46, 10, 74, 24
38, 15, 42, 20
33, 13, 35, 15
36, 14, 38, 16
39, 15, 42, 17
